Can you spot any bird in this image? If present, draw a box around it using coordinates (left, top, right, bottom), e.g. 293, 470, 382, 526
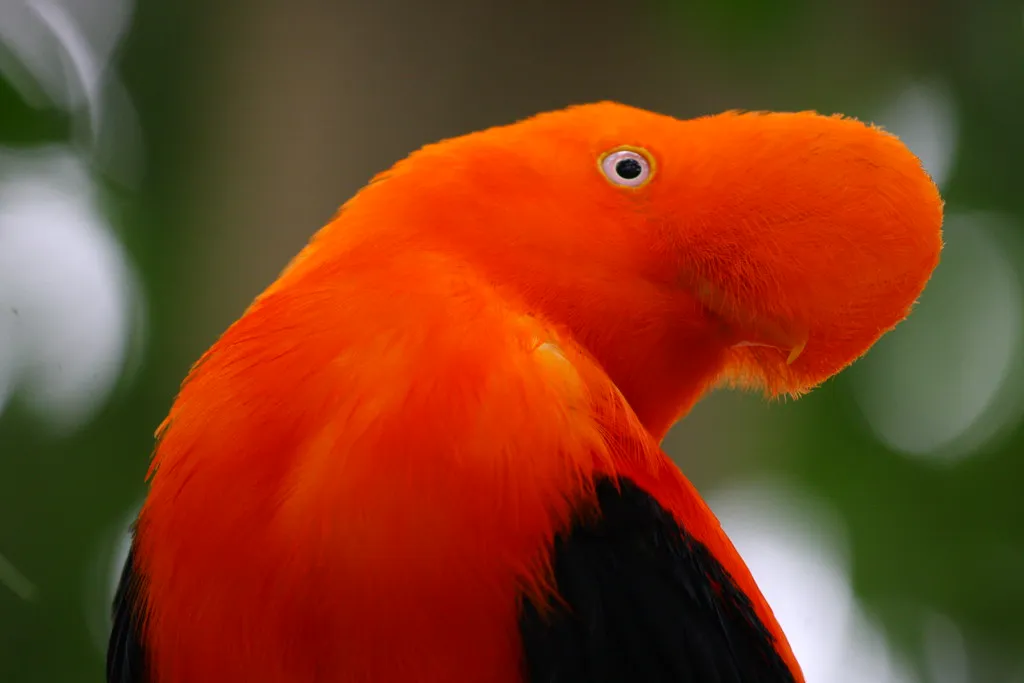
107, 101, 943, 683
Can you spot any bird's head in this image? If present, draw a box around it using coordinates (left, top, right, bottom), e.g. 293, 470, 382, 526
298, 102, 943, 439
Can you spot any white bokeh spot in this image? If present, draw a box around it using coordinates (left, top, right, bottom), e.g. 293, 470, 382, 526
0, 147, 140, 432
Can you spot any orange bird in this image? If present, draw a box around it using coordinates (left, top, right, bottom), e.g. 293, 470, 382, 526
107, 102, 942, 683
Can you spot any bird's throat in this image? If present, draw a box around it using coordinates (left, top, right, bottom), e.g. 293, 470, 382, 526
598, 336, 731, 443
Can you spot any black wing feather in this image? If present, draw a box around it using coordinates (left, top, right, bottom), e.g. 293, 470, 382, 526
519, 477, 798, 683
107, 539, 148, 683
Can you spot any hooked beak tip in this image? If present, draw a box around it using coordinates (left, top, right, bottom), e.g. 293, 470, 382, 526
786, 337, 807, 365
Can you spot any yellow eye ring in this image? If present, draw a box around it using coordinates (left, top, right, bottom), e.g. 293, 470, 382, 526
598, 146, 655, 188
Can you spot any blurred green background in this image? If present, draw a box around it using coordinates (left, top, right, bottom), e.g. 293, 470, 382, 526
0, 1, 1022, 681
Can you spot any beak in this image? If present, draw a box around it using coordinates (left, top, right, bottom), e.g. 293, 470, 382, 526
693, 277, 809, 366
667, 111, 942, 397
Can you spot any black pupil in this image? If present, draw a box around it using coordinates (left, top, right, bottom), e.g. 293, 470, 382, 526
615, 157, 643, 180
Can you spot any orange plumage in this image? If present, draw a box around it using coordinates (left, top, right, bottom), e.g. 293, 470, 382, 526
112, 102, 942, 683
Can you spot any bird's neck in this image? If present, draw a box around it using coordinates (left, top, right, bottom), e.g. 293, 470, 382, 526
492, 276, 733, 442
278, 214, 733, 442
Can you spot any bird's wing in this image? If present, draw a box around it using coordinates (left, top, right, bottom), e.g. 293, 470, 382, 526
518, 475, 799, 683
108, 540, 147, 683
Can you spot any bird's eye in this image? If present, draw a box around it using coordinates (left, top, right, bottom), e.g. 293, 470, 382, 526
600, 148, 653, 188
